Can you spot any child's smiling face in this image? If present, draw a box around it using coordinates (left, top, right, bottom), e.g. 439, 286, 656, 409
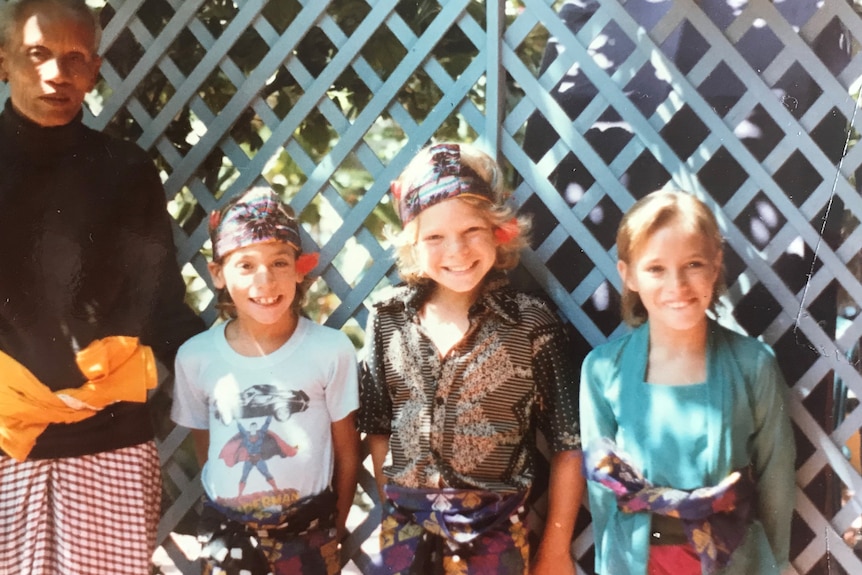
413, 198, 498, 303
209, 241, 304, 328
618, 216, 722, 336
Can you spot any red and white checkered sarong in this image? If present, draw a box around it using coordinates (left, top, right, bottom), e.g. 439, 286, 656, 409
0, 441, 161, 575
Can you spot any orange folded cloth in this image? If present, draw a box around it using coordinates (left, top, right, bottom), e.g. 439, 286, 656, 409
0, 336, 157, 461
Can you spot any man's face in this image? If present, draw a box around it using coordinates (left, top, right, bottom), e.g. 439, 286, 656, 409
0, 5, 101, 127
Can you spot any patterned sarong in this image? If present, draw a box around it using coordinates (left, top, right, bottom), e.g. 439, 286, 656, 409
378, 485, 529, 575
198, 488, 340, 575
585, 438, 755, 574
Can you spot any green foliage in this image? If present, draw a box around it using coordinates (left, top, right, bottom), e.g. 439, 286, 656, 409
96, 0, 551, 322
101, 0, 548, 158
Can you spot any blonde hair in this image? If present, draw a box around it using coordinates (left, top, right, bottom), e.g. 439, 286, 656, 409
390, 143, 530, 285
617, 190, 726, 326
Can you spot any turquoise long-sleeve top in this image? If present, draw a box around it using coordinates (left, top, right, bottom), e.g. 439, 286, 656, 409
580, 320, 795, 575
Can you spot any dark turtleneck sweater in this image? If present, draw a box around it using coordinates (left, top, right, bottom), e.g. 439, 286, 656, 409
0, 101, 204, 459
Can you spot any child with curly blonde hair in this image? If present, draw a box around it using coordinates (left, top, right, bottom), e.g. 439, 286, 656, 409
359, 142, 583, 575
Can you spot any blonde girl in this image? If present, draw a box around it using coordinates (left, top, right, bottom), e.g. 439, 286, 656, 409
580, 190, 795, 575
359, 142, 584, 575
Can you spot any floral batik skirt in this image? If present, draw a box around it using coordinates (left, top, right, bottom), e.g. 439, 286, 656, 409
377, 485, 529, 575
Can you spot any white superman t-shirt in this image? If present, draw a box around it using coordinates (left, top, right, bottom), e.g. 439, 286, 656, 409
171, 317, 358, 512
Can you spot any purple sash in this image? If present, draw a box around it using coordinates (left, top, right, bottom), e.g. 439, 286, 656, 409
383, 484, 527, 546
197, 488, 338, 575
585, 438, 755, 574
378, 485, 529, 575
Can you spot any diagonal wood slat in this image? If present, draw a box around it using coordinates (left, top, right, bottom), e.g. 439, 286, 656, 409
2, 1, 862, 573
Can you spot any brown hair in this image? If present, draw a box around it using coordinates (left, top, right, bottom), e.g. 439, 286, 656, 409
210, 199, 313, 320
617, 190, 726, 326
390, 143, 530, 285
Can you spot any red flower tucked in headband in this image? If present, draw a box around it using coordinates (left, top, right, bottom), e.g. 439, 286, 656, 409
295, 252, 319, 276
208, 209, 221, 233
494, 218, 520, 245
390, 180, 404, 201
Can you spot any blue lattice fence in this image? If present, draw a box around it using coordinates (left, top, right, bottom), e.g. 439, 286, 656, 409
3, 1, 862, 573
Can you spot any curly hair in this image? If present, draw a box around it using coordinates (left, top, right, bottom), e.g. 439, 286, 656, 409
389, 143, 530, 285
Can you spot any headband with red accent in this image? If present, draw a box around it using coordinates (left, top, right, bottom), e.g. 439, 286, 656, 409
391, 143, 496, 225
209, 187, 319, 274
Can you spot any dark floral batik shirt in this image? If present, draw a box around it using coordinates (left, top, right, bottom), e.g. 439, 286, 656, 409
358, 274, 581, 493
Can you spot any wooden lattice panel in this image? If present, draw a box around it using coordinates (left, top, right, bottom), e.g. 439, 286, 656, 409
2, 0, 862, 573
508, 1, 862, 573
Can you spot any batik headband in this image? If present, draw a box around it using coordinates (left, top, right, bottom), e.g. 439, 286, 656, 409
391, 143, 496, 225
209, 187, 311, 268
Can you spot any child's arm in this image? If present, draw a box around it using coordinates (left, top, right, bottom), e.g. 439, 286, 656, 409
579, 348, 629, 573
357, 307, 393, 505
366, 433, 390, 503
529, 314, 585, 574
532, 450, 584, 575
331, 411, 361, 540
190, 428, 210, 467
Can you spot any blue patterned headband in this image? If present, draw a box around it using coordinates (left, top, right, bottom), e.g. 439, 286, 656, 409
209, 187, 302, 260
391, 143, 496, 225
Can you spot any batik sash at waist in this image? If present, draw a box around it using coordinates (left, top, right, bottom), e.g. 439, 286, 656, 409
198, 488, 337, 574
0, 336, 156, 461
201, 487, 337, 537
383, 484, 527, 547
584, 438, 755, 574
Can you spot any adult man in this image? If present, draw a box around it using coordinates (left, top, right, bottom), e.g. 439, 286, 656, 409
0, 1, 204, 573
